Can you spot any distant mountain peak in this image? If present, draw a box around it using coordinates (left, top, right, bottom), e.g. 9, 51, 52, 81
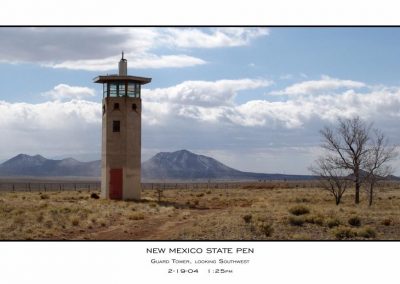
4, 153, 46, 164
141, 149, 317, 181
0, 153, 100, 177
33, 154, 45, 159
142, 149, 243, 180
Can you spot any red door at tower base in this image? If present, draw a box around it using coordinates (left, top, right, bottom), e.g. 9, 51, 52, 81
109, 168, 123, 200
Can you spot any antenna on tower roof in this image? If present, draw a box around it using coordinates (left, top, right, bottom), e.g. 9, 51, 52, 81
119, 51, 127, 75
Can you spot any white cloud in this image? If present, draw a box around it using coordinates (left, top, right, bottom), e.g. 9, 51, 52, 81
140, 77, 400, 131
46, 53, 206, 71
0, 99, 101, 130
42, 84, 96, 101
160, 28, 269, 48
144, 78, 272, 107
0, 27, 269, 71
44, 57, 120, 72
272, 75, 366, 96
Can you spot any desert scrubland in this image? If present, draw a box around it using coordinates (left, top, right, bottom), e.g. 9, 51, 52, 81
0, 182, 399, 240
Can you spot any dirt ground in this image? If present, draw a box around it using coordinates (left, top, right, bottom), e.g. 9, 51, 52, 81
1, 183, 400, 240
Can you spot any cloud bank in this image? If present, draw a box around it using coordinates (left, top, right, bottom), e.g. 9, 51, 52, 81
0, 28, 268, 71
1, 76, 399, 173
271, 75, 367, 96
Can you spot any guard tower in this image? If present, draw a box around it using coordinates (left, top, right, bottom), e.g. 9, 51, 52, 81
94, 53, 151, 200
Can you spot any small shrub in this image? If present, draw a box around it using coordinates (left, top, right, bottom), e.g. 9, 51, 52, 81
382, 218, 392, 226
243, 214, 252, 224
333, 226, 357, 240
258, 222, 274, 237
71, 218, 80, 226
326, 218, 341, 228
289, 205, 310, 216
206, 190, 212, 194
306, 215, 324, 226
196, 193, 205, 197
348, 216, 361, 227
40, 194, 49, 200
90, 193, 99, 199
289, 216, 305, 226
358, 227, 377, 239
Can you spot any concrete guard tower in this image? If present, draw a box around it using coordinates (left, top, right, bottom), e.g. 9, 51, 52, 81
94, 53, 151, 200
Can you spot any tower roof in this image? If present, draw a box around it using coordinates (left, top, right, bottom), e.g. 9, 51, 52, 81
93, 75, 151, 84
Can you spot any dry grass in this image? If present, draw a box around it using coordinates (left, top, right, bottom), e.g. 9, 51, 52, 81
0, 182, 400, 240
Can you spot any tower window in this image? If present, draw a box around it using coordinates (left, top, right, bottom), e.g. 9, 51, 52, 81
132, 103, 137, 111
102, 105, 106, 115
114, 103, 120, 110
113, 120, 120, 132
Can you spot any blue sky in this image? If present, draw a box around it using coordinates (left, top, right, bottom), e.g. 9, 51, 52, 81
0, 27, 400, 174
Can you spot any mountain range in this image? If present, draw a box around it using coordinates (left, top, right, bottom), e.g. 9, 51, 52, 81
0, 154, 100, 177
0, 150, 314, 181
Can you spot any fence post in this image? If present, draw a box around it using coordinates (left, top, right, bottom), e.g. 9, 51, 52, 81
12, 184, 15, 192
28, 183, 31, 192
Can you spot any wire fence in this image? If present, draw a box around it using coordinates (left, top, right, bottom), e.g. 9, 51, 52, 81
0, 180, 399, 193
0, 180, 310, 192
0, 182, 100, 192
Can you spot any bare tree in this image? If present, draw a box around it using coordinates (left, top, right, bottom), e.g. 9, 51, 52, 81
364, 130, 397, 206
320, 117, 371, 204
310, 157, 351, 205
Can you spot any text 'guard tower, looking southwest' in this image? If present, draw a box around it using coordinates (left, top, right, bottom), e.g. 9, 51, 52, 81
94, 53, 151, 200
